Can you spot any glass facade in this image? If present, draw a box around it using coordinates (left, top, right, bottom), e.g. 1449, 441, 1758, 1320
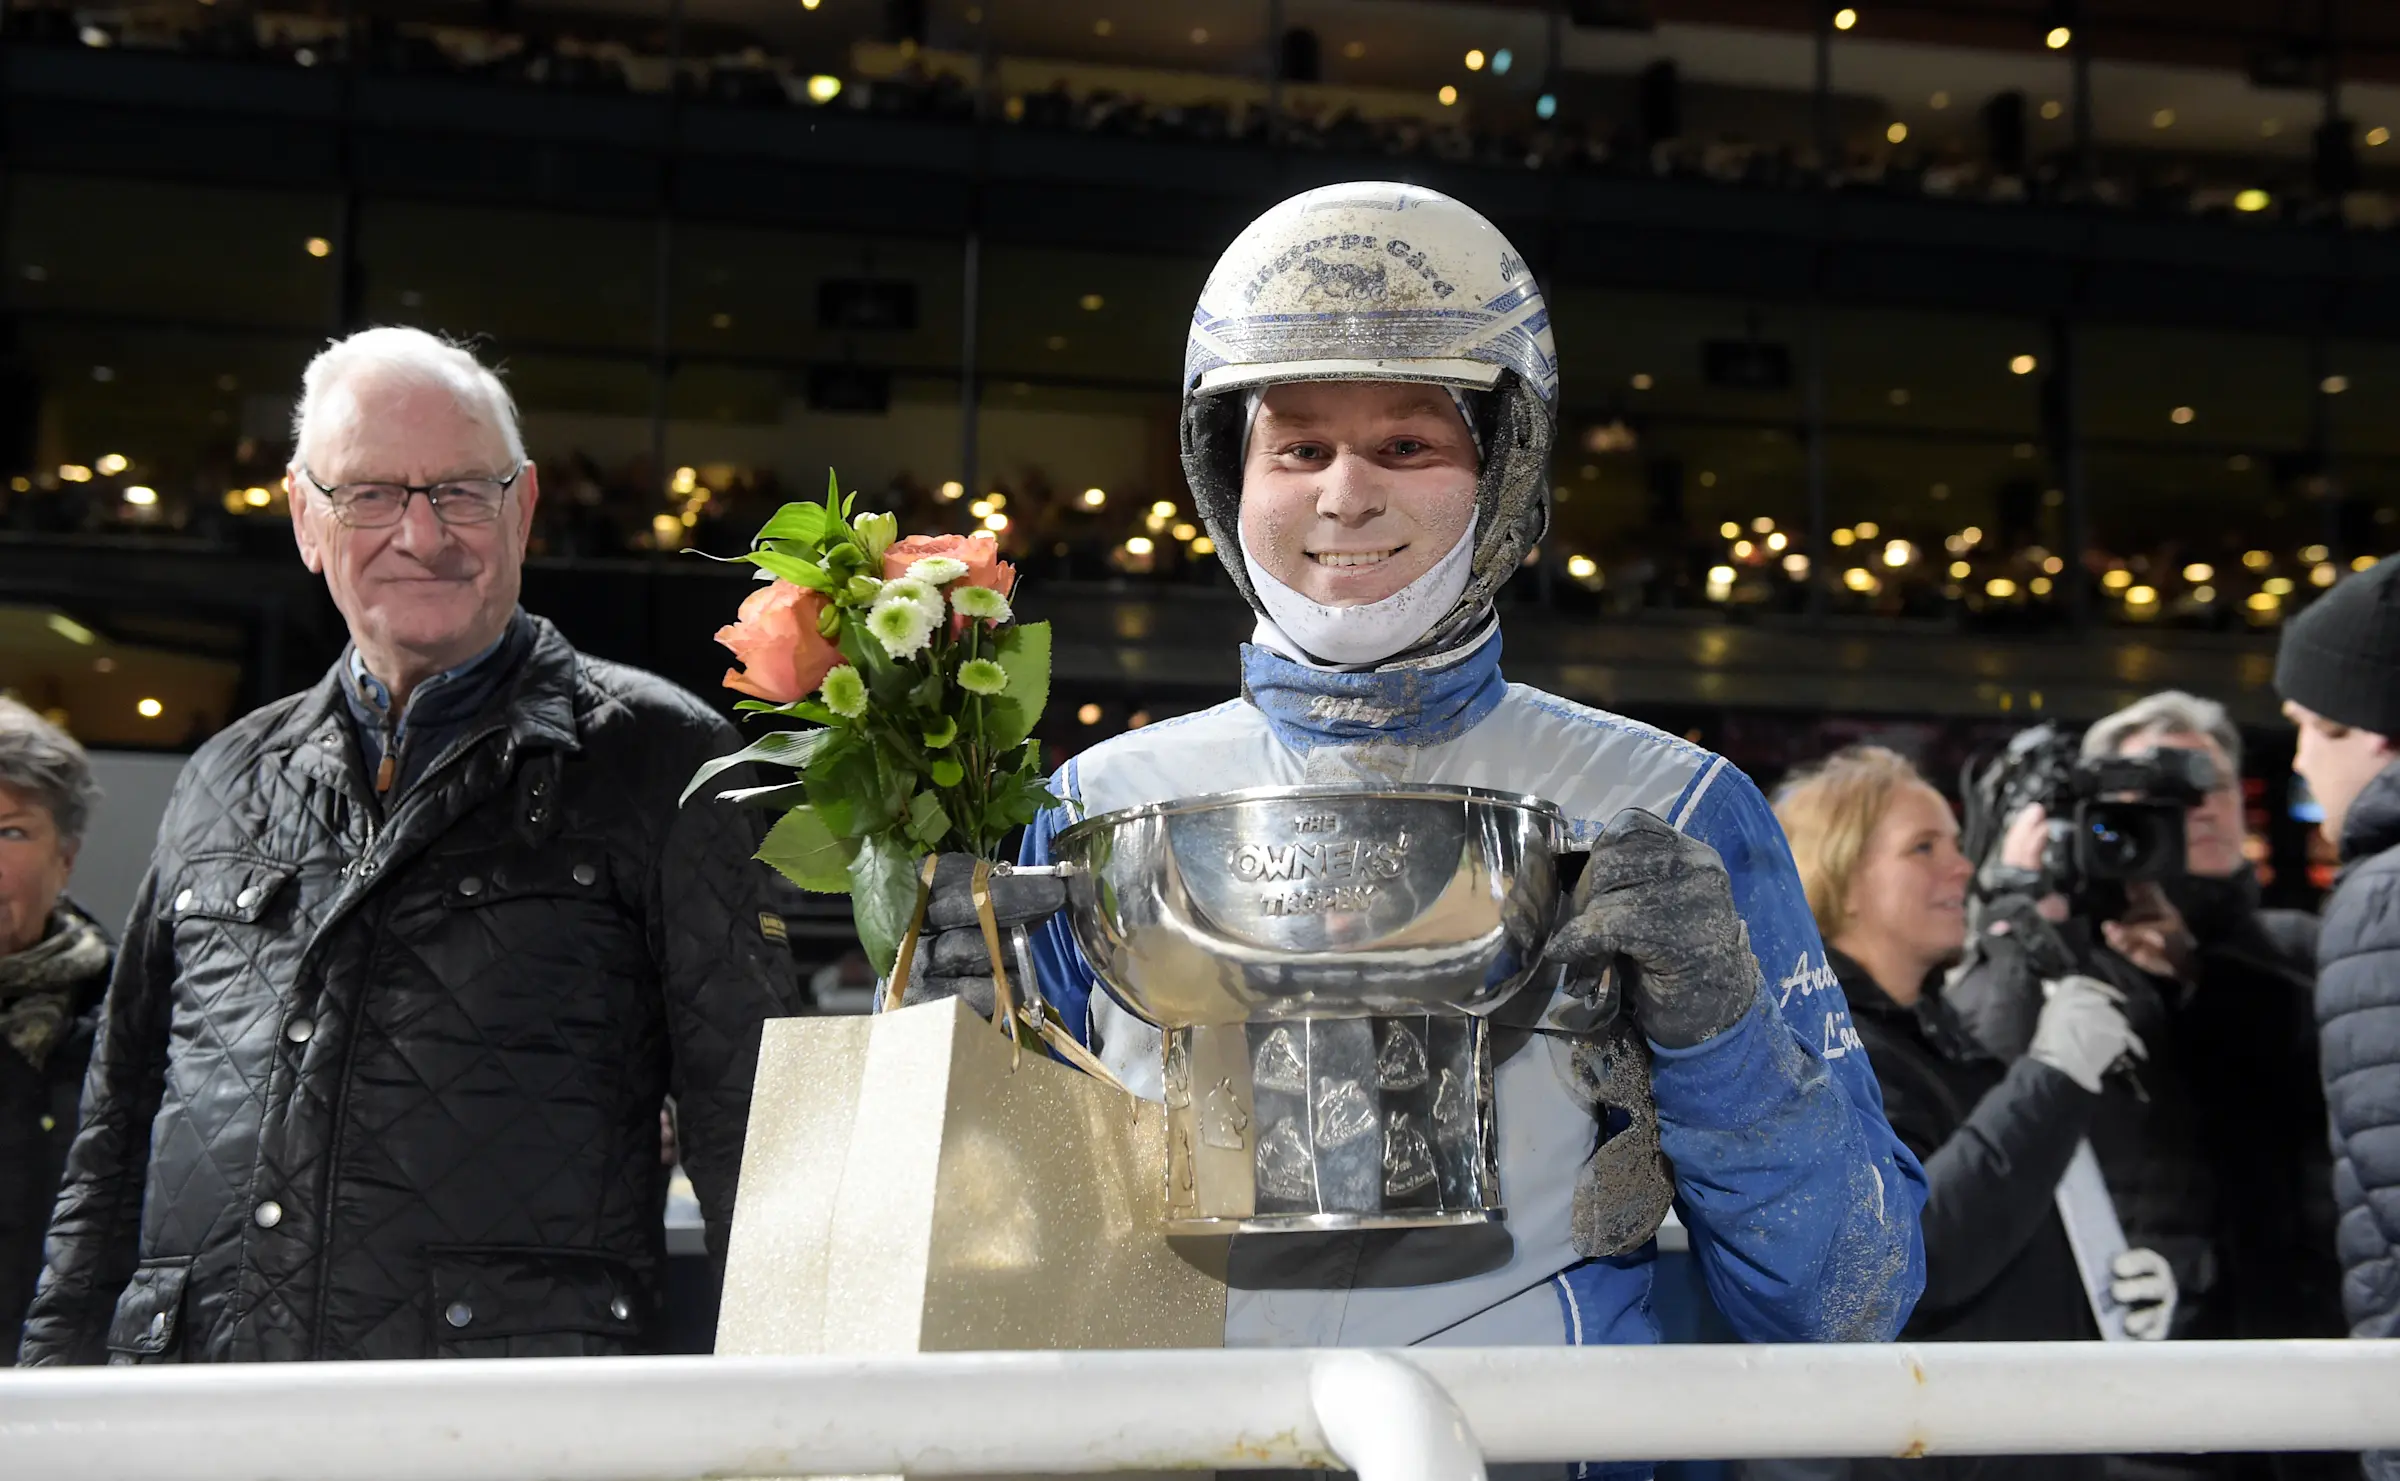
7, 0, 2400, 766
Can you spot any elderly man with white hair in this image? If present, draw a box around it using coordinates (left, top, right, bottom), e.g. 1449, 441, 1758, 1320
21, 327, 799, 1365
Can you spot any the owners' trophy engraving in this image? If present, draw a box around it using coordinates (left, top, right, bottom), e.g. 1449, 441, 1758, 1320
1047, 784, 1574, 1233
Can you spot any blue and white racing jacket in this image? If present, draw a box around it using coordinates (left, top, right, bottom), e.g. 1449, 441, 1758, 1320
1019, 630, 1928, 1366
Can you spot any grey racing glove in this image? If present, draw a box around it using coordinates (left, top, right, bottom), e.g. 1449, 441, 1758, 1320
895, 854, 1065, 1017
1548, 808, 1763, 1050
2026, 974, 2147, 1094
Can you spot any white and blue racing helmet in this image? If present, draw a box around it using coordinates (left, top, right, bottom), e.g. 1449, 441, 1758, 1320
1180, 182, 1561, 662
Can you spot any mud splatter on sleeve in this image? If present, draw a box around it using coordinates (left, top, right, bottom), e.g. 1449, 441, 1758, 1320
1651, 766, 1930, 1343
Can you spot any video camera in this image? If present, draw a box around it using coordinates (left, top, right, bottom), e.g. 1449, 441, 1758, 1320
1962, 724, 2218, 914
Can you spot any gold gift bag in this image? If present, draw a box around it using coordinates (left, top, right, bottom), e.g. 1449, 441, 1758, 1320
717, 997, 1227, 1357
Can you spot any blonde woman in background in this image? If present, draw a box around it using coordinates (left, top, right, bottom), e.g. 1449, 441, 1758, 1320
1761, 746, 2171, 1481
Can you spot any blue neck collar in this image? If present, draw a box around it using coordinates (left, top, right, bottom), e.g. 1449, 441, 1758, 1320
345, 612, 522, 732
1240, 627, 1507, 753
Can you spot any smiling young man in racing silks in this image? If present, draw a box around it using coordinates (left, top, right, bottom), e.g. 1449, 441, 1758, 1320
903, 184, 1926, 1437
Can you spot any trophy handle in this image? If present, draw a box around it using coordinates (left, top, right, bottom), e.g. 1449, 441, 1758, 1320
988, 866, 1131, 1096
988, 861, 1073, 1028
1533, 848, 1622, 1032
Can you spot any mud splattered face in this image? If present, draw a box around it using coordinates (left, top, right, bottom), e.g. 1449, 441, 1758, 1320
1237, 381, 1478, 608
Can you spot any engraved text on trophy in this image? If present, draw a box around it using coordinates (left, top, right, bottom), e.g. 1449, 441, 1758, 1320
1232, 819, 1412, 916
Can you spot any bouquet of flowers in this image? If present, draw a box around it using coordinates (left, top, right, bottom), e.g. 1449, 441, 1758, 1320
682, 473, 1059, 984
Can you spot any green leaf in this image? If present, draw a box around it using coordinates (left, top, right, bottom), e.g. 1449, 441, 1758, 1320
984, 621, 1052, 750
680, 729, 830, 806
754, 503, 833, 548
756, 806, 859, 894
824, 467, 843, 523
848, 831, 924, 979
930, 757, 965, 789
806, 732, 891, 836
906, 790, 954, 850
745, 549, 835, 591
736, 698, 846, 726
716, 780, 812, 811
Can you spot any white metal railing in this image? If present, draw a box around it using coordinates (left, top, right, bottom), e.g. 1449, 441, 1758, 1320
4, 1342, 2397, 1481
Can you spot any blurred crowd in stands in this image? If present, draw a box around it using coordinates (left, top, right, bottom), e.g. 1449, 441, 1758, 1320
4, 439, 2391, 639
19, 2, 2394, 230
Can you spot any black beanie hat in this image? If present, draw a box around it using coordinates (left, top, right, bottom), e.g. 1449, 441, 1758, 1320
2275, 553, 2400, 735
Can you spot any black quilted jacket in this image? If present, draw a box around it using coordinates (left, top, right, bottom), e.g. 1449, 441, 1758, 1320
2318, 764, 2400, 1481
19, 616, 800, 1364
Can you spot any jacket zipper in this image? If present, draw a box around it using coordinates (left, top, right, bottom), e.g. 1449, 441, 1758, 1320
306, 717, 513, 1355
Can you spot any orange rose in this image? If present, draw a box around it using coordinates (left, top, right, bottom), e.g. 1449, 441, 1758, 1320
715, 579, 844, 703
884, 531, 1017, 597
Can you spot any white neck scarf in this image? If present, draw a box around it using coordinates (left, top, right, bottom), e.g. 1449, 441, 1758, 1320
1240, 514, 1478, 668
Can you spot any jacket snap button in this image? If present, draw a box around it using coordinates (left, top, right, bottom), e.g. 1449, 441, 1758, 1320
147, 1312, 166, 1340
235, 886, 263, 911
457, 876, 484, 898
357, 860, 378, 877
174, 889, 195, 914
253, 1200, 283, 1229
573, 864, 598, 887
285, 1017, 315, 1044
445, 1301, 474, 1329
609, 1295, 631, 1321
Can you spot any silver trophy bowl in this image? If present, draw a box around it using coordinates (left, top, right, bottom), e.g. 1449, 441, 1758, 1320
1047, 785, 1570, 1234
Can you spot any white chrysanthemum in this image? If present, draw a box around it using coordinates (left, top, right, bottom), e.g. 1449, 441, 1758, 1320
906, 555, 970, 586
820, 665, 868, 718
877, 577, 943, 622
867, 598, 937, 660
951, 584, 1012, 623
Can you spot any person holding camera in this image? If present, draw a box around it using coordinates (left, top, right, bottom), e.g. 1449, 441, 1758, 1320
1949, 695, 2339, 1362
2276, 556, 2400, 1481
1760, 746, 2164, 1481
2085, 697, 2338, 1355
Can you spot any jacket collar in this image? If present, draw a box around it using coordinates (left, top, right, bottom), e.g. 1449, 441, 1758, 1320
2340, 758, 2400, 867
283, 613, 581, 794
1238, 623, 1507, 754
343, 616, 519, 736
1825, 945, 1990, 1063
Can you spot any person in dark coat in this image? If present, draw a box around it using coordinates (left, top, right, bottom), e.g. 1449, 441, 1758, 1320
20, 328, 802, 1366
0, 698, 110, 1355
1754, 745, 2166, 1481
2275, 555, 2400, 1481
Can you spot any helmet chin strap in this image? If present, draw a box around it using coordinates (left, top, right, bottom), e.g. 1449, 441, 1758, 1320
1241, 513, 1480, 669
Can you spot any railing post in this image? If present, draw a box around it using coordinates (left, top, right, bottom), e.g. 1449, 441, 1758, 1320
1310, 1352, 1487, 1481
